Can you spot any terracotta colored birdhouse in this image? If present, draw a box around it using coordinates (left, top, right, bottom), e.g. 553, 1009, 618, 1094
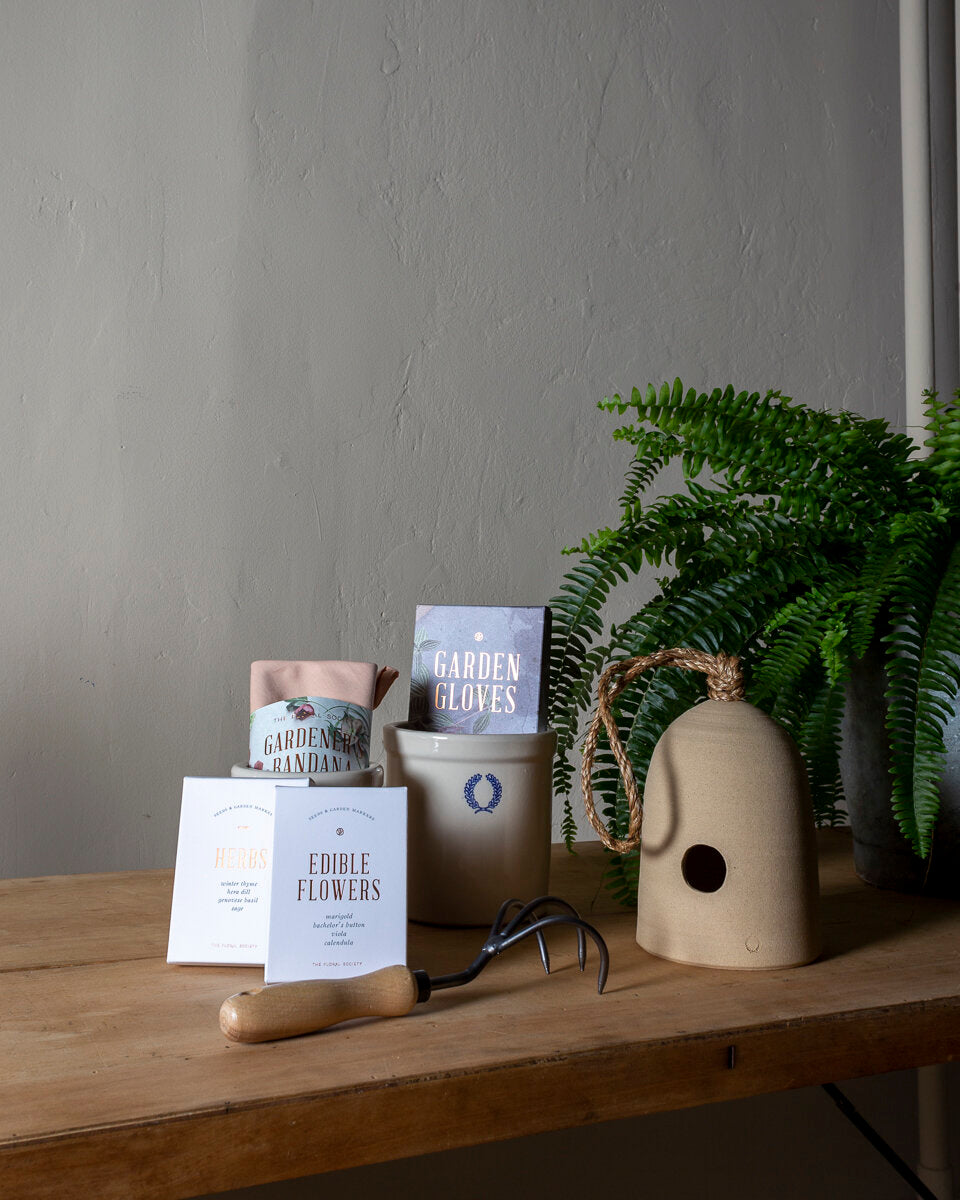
581, 648, 821, 970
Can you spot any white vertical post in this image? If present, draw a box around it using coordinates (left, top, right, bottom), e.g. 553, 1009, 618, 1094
917, 1064, 953, 1199
901, 0, 935, 441
901, 6, 953, 1197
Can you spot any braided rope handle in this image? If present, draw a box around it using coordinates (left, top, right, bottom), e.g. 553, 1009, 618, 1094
580, 647, 744, 854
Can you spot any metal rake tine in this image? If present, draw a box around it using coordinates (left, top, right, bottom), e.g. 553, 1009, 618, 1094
495, 913, 609, 994
534, 927, 550, 976
543, 900, 588, 971
490, 897, 524, 933
489, 898, 550, 974
500, 895, 587, 969
499, 894, 582, 936
520, 897, 588, 972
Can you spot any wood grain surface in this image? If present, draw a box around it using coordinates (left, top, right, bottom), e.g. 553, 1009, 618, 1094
1, 832, 958, 1199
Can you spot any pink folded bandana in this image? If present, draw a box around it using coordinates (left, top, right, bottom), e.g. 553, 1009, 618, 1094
249, 660, 398, 773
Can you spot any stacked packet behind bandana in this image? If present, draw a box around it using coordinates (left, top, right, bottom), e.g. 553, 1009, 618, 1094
249, 659, 398, 773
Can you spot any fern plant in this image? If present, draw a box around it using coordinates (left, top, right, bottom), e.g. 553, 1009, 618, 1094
550, 381, 960, 905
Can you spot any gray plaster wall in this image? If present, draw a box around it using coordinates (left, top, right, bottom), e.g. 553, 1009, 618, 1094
4, 6, 944, 1200
2, 0, 901, 880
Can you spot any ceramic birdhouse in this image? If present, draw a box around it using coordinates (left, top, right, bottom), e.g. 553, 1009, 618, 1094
581, 648, 821, 970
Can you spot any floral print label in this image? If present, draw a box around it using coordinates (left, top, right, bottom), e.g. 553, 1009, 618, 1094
249, 697, 372, 773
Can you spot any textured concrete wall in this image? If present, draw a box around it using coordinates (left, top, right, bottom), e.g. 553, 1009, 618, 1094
1, 0, 901, 878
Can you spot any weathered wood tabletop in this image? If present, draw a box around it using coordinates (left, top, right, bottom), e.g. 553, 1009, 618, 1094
2, 831, 958, 1199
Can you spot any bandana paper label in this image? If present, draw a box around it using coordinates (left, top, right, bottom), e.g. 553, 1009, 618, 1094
249, 696, 372, 773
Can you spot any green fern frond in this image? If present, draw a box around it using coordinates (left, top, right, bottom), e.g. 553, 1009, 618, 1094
847, 532, 904, 656
922, 389, 960, 481
551, 377, 960, 905
600, 851, 641, 909
796, 677, 847, 825
753, 566, 857, 698
605, 382, 914, 534
615, 434, 680, 518
885, 540, 960, 855
559, 802, 579, 851
549, 540, 642, 801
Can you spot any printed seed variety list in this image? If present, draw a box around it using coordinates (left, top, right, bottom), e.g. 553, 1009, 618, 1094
167, 779, 407, 976
166, 777, 307, 966
265, 787, 407, 983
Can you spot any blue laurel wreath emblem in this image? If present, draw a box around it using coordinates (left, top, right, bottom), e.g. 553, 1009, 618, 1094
464, 772, 503, 814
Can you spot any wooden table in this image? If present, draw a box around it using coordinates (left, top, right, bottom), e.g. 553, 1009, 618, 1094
2, 830, 959, 1199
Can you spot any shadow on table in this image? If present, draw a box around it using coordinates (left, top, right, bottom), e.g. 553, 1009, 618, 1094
817, 876, 960, 960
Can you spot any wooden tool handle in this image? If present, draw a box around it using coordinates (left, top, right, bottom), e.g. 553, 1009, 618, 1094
219, 965, 420, 1042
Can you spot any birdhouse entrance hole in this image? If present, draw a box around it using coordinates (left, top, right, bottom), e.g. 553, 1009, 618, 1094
681, 844, 726, 893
